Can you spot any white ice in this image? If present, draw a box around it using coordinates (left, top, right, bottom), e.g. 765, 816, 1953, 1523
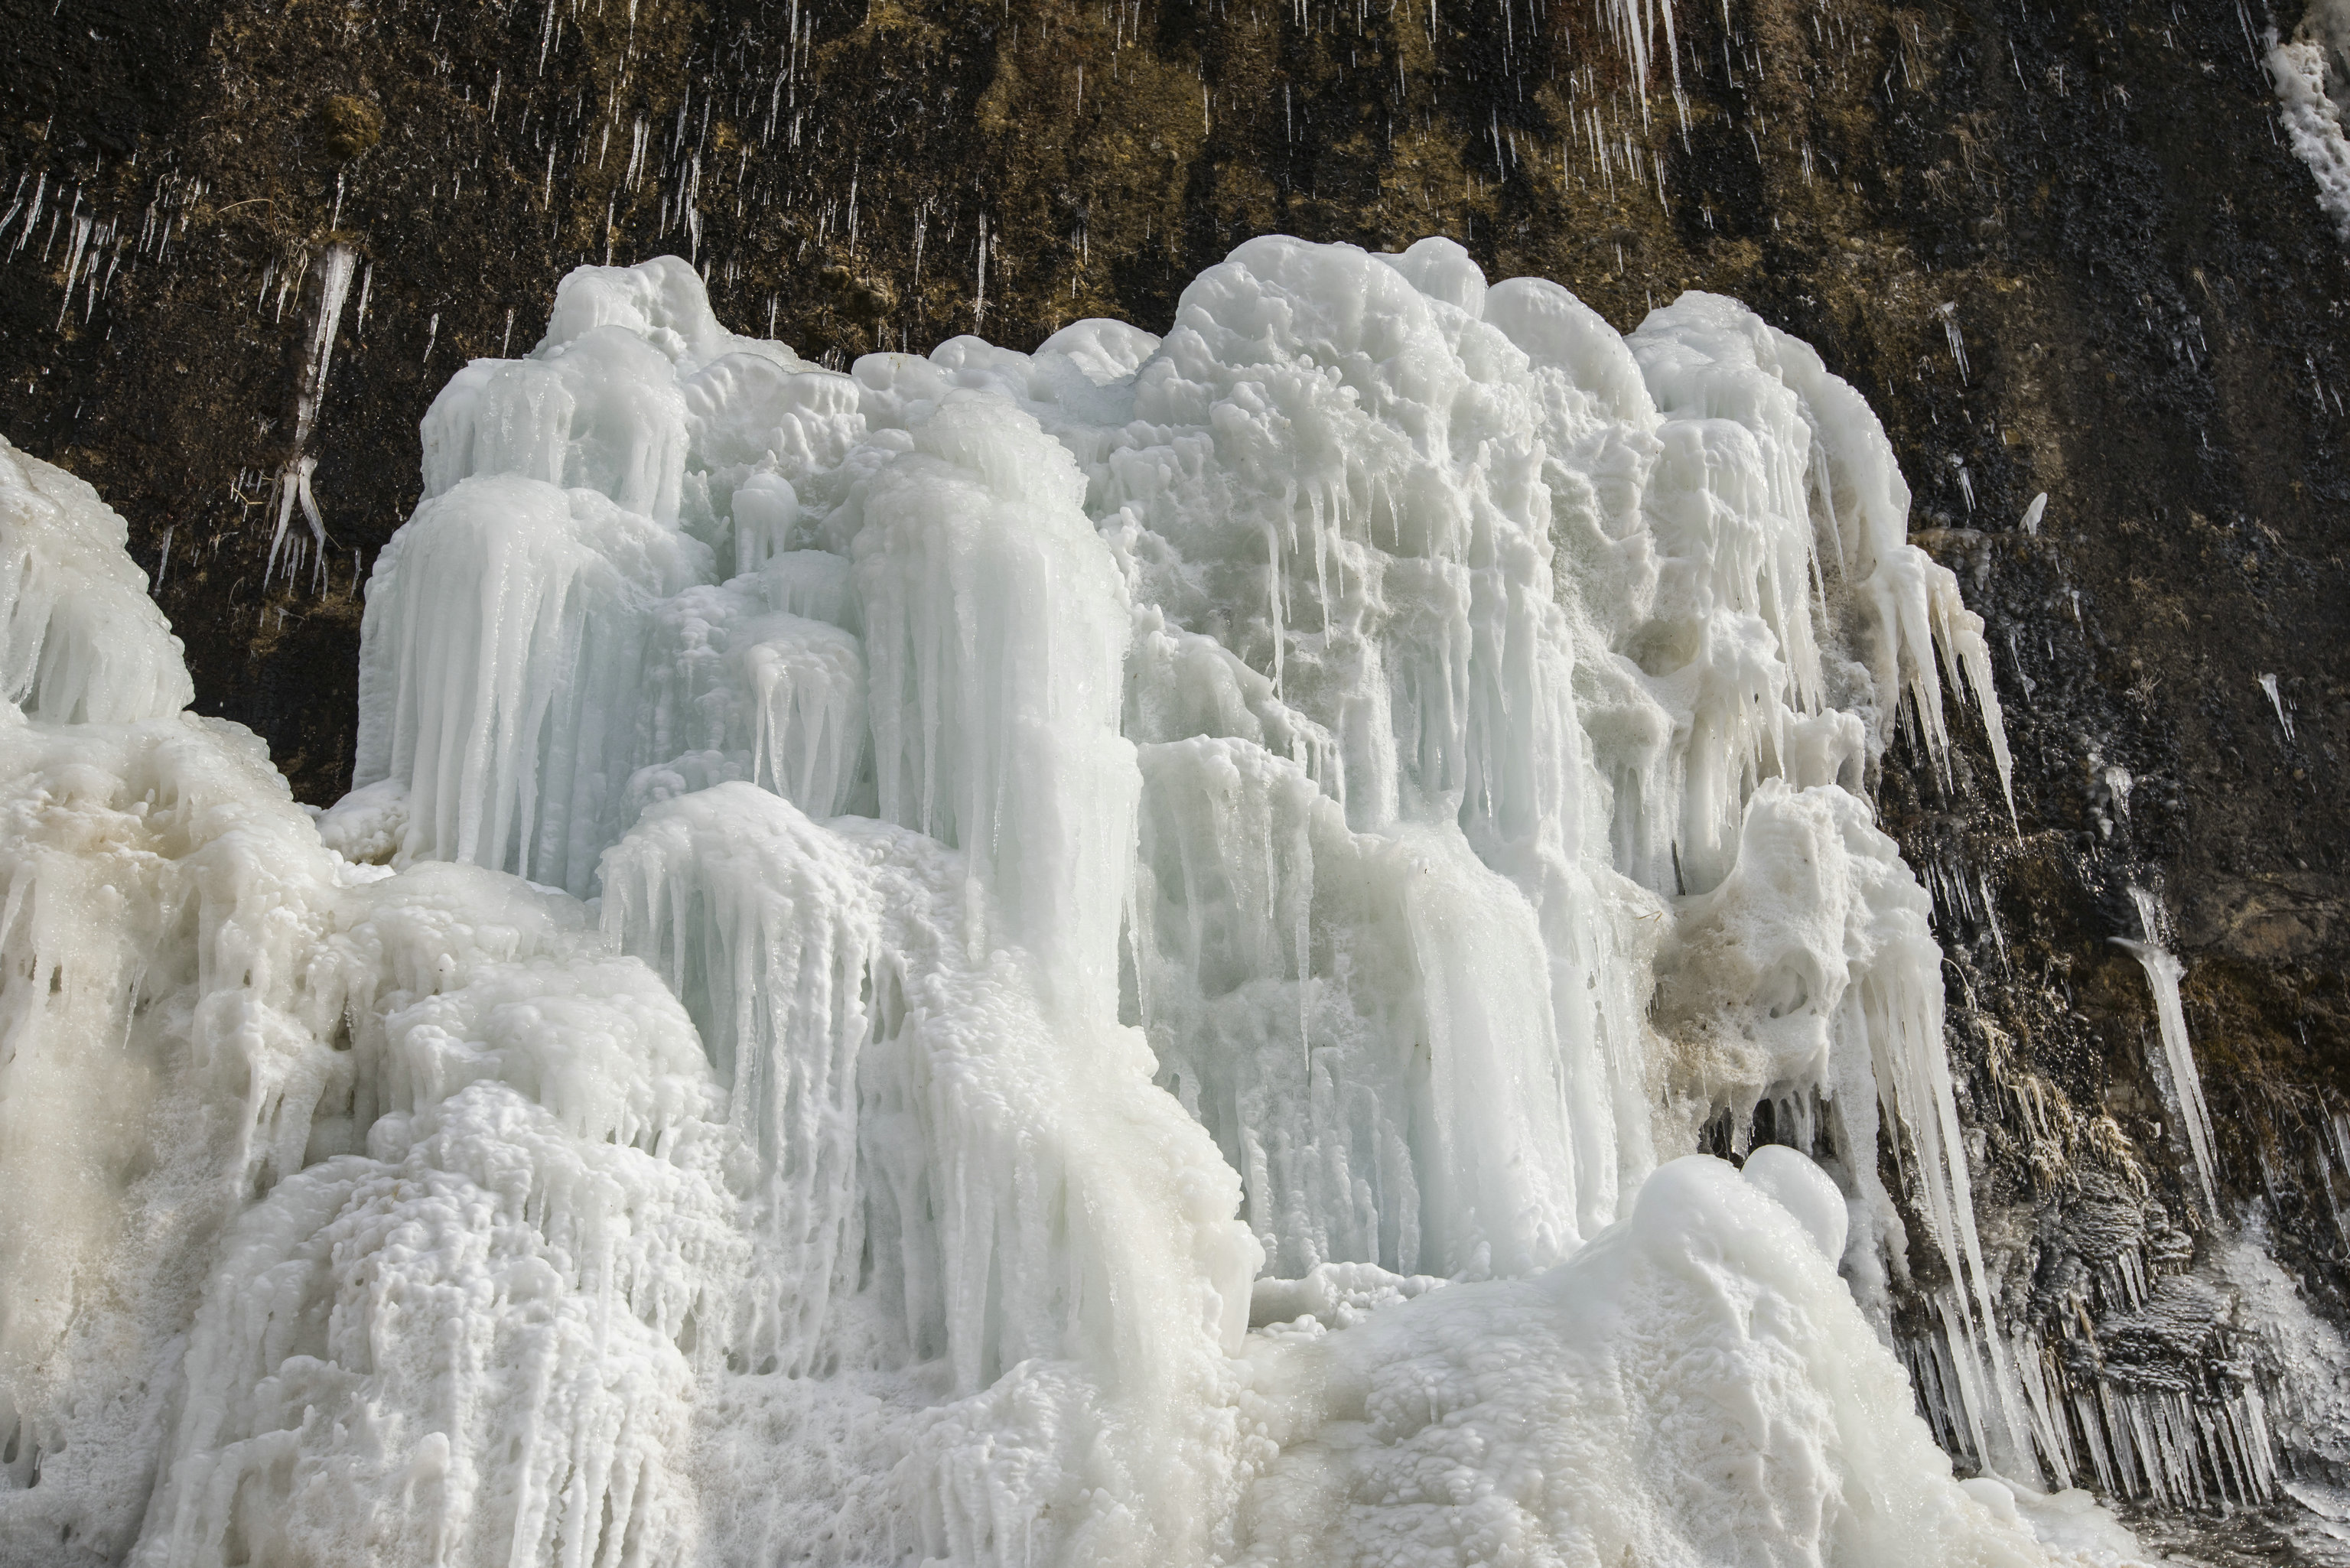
1232, 1157, 2090, 1568
2260, 670, 2296, 741
2, 238, 2127, 1568
2269, 0, 2350, 242
0, 436, 192, 723
2112, 886, 2222, 1218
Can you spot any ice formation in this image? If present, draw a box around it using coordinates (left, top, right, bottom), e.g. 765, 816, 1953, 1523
2111, 888, 2221, 1218
2260, 670, 2296, 742
2270, 0, 2350, 242
0, 438, 193, 722
0, 238, 2143, 1567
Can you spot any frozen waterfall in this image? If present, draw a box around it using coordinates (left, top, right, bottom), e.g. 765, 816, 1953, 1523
0, 237, 2143, 1567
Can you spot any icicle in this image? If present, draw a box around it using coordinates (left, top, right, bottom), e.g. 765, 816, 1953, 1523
2111, 886, 2222, 1215
265, 244, 357, 587
2258, 671, 2295, 740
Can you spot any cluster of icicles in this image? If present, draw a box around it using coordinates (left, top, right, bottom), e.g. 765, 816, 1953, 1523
0, 237, 2153, 1567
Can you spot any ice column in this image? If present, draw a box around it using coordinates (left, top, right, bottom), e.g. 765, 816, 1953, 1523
854, 395, 1139, 1017
1134, 737, 1585, 1277
0, 714, 350, 1561
351, 474, 711, 896
601, 783, 880, 1374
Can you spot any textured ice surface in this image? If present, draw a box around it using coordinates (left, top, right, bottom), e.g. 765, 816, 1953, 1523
1, 238, 2151, 1567
2270, 0, 2350, 241
0, 434, 193, 723
1235, 1158, 2067, 1568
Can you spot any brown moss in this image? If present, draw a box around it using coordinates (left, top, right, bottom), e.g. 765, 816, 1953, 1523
313, 94, 382, 162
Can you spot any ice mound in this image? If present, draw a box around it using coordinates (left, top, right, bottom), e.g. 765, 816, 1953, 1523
1235, 1156, 2052, 1568
0, 237, 2102, 1568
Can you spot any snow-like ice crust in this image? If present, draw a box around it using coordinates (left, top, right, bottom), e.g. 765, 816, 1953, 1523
0, 238, 2161, 1567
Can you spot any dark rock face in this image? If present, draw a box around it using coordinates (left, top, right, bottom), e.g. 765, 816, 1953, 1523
3, 0, 2346, 1549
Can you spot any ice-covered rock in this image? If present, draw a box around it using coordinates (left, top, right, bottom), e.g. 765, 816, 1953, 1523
2, 236, 2085, 1568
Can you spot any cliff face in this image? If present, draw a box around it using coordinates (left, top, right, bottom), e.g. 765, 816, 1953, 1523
3, 0, 2347, 1550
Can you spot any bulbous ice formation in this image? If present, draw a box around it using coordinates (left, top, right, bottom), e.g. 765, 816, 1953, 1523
0, 239, 2135, 1568
1235, 1158, 2050, 1568
0, 435, 192, 723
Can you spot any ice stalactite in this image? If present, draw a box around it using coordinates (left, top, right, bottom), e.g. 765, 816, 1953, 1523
265, 244, 357, 590
1961, 873, 2333, 1525
632, 578, 872, 821
2112, 886, 2222, 1217
2259, 669, 2296, 742
2, 239, 2168, 1568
